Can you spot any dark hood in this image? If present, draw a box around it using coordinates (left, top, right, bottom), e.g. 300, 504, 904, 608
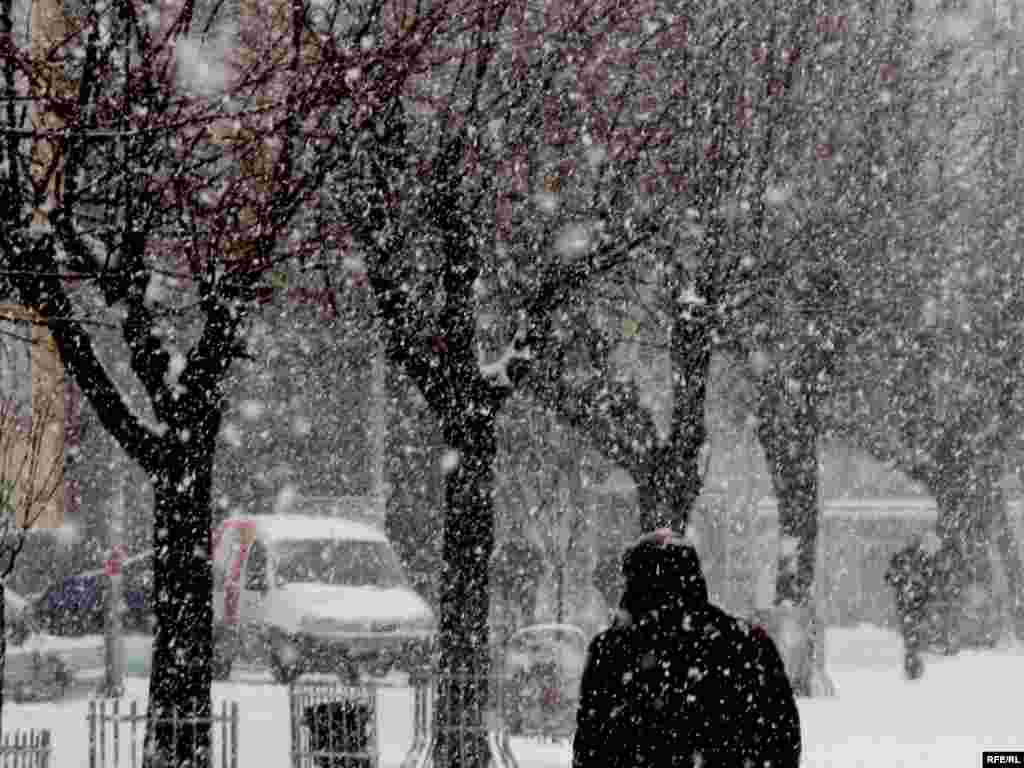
619, 528, 709, 620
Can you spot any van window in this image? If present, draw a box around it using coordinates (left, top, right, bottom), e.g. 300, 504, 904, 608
245, 541, 269, 591
214, 529, 241, 591
275, 539, 407, 588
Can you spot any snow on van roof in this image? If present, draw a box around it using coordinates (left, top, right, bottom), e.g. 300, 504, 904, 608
247, 515, 387, 543
756, 497, 940, 519
510, 623, 587, 639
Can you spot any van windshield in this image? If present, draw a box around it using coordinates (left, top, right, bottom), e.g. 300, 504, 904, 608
274, 539, 408, 589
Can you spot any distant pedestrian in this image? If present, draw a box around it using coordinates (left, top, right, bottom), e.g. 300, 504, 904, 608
885, 534, 937, 679
573, 528, 801, 768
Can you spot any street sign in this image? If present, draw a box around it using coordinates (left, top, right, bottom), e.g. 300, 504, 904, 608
104, 544, 127, 577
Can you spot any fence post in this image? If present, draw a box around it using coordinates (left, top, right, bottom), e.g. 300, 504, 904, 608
230, 702, 239, 768
130, 701, 138, 768
99, 702, 107, 768
288, 685, 298, 768
88, 701, 96, 768
172, 706, 180, 765
113, 698, 120, 768
220, 700, 228, 768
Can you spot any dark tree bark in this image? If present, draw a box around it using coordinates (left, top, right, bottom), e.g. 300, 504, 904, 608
432, 400, 498, 766
756, 374, 828, 697
989, 490, 1024, 639
357, 119, 511, 764
634, 314, 712, 534
536, 307, 714, 539
927, 439, 1020, 646
10, 240, 247, 768
757, 398, 818, 610
144, 385, 225, 767
0, 580, 7, 734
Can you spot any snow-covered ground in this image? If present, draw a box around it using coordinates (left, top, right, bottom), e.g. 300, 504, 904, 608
4, 625, 1023, 767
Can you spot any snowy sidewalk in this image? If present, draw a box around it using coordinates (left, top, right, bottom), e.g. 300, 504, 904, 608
4, 626, 1023, 767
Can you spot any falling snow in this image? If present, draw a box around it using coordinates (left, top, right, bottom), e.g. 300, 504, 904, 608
240, 400, 266, 421
5, 4, 1023, 766
440, 450, 460, 474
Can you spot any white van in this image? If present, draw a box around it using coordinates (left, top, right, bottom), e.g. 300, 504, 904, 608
212, 512, 436, 683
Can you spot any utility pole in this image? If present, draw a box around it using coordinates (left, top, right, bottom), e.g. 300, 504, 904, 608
369, 340, 390, 523
101, 471, 125, 698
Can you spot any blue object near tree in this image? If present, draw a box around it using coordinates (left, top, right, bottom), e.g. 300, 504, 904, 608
48, 576, 99, 611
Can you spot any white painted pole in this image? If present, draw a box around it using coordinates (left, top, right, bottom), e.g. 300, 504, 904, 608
102, 471, 125, 697
370, 340, 390, 523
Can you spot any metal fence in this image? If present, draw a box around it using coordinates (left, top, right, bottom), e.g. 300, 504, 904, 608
289, 674, 519, 768
87, 699, 239, 768
412, 674, 518, 768
0, 729, 52, 768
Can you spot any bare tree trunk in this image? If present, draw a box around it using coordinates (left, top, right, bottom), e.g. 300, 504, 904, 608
932, 460, 1020, 648
634, 314, 713, 534
143, 441, 216, 768
556, 558, 565, 624
929, 450, 1004, 650
756, 378, 833, 698
433, 405, 497, 768
990, 492, 1024, 640
0, 580, 6, 737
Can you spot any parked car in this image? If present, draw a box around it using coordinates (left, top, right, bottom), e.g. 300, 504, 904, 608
212, 505, 437, 684
33, 551, 155, 638
31, 553, 156, 678
29, 499, 437, 685
501, 623, 587, 739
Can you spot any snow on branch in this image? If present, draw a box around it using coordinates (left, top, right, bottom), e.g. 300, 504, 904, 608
479, 343, 533, 387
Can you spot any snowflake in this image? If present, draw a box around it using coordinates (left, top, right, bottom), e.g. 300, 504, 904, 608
275, 485, 299, 514
556, 223, 592, 257
535, 191, 558, 214
441, 451, 460, 474
175, 35, 231, 96
53, 522, 78, 547
240, 400, 265, 421
764, 185, 791, 205
222, 423, 242, 448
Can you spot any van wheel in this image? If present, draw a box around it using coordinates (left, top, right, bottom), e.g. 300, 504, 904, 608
212, 647, 233, 681
271, 652, 303, 685
212, 627, 234, 681
270, 636, 305, 685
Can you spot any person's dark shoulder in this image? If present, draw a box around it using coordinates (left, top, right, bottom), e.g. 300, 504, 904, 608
580, 625, 627, 681
690, 605, 759, 665
704, 604, 754, 643
704, 605, 785, 666
584, 626, 617, 662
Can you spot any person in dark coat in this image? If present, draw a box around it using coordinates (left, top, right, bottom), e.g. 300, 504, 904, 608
573, 529, 801, 768
884, 534, 935, 680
